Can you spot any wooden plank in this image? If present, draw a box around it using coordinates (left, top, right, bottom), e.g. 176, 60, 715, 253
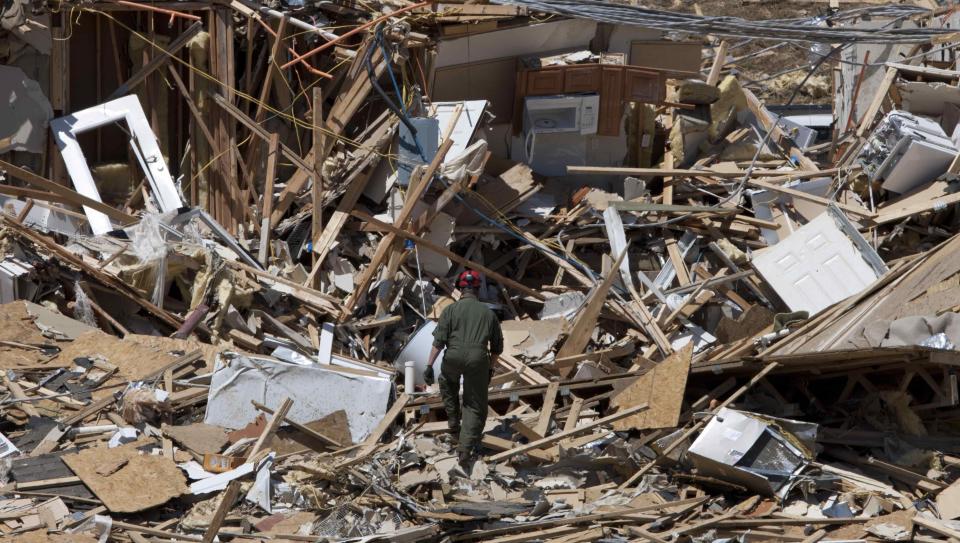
555, 250, 627, 376
0, 159, 136, 224
304, 115, 397, 287
742, 87, 818, 171
108, 21, 202, 99
566, 166, 832, 178
3, 376, 40, 418
210, 94, 314, 176
746, 178, 875, 219
486, 403, 648, 462
533, 382, 559, 437
351, 211, 545, 301
201, 480, 241, 543
562, 396, 584, 433
269, 41, 386, 229
311, 87, 324, 280
258, 132, 280, 266
253, 400, 341, 448
347, 394, 410, 463
248, 397, 293, 458
340, 139, 454, 320
706, 41, 728, 86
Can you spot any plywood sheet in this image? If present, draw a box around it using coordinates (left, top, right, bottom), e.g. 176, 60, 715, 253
610, 343, 692, 431
63, 442, 188, 513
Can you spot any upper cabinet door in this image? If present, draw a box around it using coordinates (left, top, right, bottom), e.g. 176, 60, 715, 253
563, 65, 601, 93
526, 69, 565, 96
623, 68, 664, 104
598, 66, 624, 137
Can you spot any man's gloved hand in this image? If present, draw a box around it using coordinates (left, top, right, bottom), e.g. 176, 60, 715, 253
423, 365, 435, 386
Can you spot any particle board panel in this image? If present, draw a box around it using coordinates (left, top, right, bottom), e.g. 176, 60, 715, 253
610, 344, 692, 431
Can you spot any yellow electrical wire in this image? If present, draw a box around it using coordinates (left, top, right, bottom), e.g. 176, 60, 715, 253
69, 6, 571, 255
84, 7, 413, 164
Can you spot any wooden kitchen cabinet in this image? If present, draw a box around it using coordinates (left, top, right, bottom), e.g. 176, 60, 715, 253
598, 66, 624, 137
525, 69, 565, 96
514, 63, 665, 136
563, 65, 601, 93
623, 67, 663, 103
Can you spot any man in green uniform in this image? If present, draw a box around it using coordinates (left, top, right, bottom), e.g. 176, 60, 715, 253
423, 270, 503, 464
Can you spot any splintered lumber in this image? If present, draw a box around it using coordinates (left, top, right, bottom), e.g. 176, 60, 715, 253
347, 393, 410, 463
620, 362, 779, 489
201, 480, 242, 543
555, 250, 627, 376
108, 21, 203, 99
258, 132, 280, 265
706, 41, 728, 86
745, 178, 875, 219
486, 403, 648, 462
533, 382, 559, 437
253, 400, 342, 448
351, 211, 545, 301
341, 138, 454, 321
565, 166, 832, 179
742, 87, 818, 171
0, 159, 136, 224
248, 397, 293, 457
269, 40, 386, 229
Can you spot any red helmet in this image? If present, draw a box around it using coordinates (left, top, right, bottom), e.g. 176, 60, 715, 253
457, 269, 482, 288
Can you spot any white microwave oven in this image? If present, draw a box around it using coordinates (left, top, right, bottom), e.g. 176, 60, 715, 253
523, 94, 599, 135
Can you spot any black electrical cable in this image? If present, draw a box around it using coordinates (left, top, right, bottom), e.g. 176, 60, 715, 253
489, 0, 948, 44
365, 23, 418, 138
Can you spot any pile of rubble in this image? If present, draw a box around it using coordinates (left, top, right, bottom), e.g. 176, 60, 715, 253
4, 0, 960, 541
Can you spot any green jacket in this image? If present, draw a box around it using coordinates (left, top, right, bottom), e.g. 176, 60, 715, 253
432, 294, 503, 361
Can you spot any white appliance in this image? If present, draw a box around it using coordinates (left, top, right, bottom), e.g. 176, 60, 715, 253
520, 94, 599, 176
523, 94, 599, 135
857, 110, 958, 194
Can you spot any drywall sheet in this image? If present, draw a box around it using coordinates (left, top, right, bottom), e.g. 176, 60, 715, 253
752, 209, 886, 315
435, 18, 596, 68
204, 354, 391, 443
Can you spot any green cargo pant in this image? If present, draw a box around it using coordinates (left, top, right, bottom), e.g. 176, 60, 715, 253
438, 347, 490, 454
